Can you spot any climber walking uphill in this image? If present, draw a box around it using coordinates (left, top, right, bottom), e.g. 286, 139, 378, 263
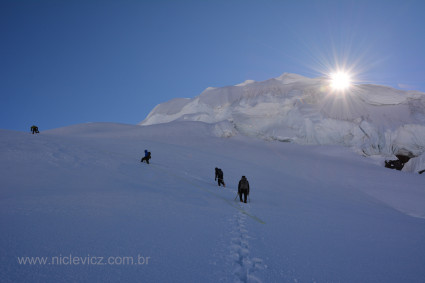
238, 176, 250, 203
215, 167, 225, 187
30, 125, 39, 134
141, 150, 151, 164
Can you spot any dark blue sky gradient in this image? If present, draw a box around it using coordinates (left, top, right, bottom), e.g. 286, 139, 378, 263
1, 0, 425, 131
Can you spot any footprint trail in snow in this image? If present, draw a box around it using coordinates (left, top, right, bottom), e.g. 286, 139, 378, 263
229, 203, 265, 283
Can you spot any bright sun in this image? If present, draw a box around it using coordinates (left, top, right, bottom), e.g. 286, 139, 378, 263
330, 72, 352, 91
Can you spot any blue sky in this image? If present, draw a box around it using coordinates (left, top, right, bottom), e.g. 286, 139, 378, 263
1, 0, 425, 131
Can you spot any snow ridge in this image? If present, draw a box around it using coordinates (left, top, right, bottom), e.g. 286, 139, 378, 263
139, 72, 425, 164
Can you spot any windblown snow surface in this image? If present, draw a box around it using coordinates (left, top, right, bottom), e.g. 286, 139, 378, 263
1, 122, 424, 282
140, 73, 425, 172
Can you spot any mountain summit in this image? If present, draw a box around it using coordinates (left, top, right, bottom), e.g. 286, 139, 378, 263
140, 73, 425, 161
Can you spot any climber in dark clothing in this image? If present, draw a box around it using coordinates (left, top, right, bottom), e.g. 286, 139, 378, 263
215, 167, 225, 187
141, 150, 151, 164
31, 125, 39, 134
238, 176, 250, 203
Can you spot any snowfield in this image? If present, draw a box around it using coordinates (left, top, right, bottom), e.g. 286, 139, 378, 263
1, 122, 424, 282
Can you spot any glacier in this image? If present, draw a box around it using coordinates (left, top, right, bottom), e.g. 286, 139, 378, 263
140, 73, 425, 172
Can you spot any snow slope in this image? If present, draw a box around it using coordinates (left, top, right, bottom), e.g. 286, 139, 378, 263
140, 73, 425, 165
1, 122, 425, 282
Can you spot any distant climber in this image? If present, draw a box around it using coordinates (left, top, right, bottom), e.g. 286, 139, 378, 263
215, 167, 225, 187
238, 176, 250, 203
141, 150, 151, 164
30, 125, 39, 134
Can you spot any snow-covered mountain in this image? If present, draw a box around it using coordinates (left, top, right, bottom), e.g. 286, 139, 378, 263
140, 73, 425, 169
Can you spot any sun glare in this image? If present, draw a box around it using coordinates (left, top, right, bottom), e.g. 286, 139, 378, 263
330, 72, 352, 91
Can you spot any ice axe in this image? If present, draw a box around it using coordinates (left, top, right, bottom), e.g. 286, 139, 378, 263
234, 191, 239, 201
